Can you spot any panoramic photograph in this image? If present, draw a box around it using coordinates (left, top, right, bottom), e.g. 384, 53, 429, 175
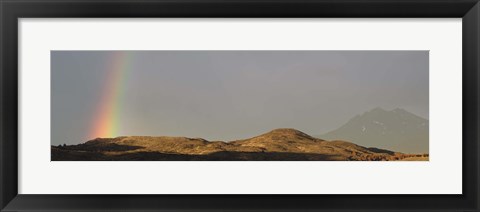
51, 51, 429, 161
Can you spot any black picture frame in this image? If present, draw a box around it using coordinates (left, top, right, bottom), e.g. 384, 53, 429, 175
1, 0, 479, 211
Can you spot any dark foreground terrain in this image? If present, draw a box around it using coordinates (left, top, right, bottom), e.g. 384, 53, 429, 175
52, 128, 428, 161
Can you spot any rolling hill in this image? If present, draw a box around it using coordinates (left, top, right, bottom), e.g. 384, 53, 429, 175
51, 128, 427, 161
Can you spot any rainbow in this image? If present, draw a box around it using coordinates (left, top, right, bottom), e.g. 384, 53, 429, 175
89, 51, 132, 139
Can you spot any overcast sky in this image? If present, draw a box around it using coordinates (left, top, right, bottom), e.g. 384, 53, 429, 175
51, 51, 428, 145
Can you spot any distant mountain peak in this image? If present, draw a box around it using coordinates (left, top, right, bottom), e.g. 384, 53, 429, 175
320, 107, 429, 153
391, 108, 415, 116
367, 107, 411, 114
392, 108, 406, 112
370, 107, 387, 113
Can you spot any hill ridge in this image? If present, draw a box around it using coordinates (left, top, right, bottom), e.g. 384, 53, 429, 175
52, 128, 428, 161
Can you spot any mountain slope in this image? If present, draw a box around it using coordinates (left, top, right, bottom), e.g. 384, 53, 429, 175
320, 108, 428, 153
51, 128, 427, 161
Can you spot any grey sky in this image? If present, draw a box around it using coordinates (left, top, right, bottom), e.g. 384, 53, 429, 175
51, 51, 428, 145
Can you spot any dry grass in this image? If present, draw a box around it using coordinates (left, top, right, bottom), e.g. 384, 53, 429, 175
401, 156, 429, 161
52, 128, 428, 161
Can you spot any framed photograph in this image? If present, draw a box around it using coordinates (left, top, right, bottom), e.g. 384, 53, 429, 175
1, 0, 479, 211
